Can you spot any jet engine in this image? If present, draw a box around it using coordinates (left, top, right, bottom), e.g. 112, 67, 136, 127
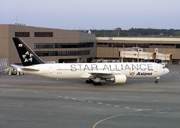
106, 74, 127, 84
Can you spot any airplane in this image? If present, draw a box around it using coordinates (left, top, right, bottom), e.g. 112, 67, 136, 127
12, 37, 169, 86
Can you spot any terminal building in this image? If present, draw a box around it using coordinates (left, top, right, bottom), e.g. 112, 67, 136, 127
0, 25, 96, 65
0, 24, 180, 66
96, 37, 180, 64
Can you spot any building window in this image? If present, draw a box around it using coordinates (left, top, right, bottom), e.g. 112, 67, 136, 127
34, 42, 94, 49
124, 43, 136, 47
136, 43, 149, 48
97, 42, 149, 48
97, 43, 109, 47
15, 32, 30, 37
113, 43, 124, 47
176, 44, 180, 48
35, 50, 90, 56
34, 32, 53, 37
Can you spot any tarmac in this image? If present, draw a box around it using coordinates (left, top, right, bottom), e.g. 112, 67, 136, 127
0, 65, 180, 128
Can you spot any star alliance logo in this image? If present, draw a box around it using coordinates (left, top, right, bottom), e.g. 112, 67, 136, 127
22, 51, 33, 63
130, 72, 135, 76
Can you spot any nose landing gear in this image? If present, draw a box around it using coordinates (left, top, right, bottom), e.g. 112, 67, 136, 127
155, 77, 160, 84
155, 79, 159, 84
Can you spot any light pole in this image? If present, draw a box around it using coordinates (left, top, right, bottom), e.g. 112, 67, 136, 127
138, 48, 139, 62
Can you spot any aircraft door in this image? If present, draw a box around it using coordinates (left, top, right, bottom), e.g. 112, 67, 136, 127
49, 67, 53, 74
154, 65, 158, 72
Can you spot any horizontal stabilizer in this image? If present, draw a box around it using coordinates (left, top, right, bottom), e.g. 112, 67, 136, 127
21, 68, 39, 72
11, 64, 23, 69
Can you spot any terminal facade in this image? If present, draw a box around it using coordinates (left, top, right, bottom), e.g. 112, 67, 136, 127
96, 37, 180, 64
0, 25, 96, 65
1, 25, 180, 65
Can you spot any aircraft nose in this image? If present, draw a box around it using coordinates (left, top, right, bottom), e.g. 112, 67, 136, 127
165, 68, 169, 74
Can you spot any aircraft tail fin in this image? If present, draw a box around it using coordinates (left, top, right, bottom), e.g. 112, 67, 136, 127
12, 37, 45, 66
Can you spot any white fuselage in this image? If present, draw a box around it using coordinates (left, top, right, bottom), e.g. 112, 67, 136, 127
17, 62, 169, 79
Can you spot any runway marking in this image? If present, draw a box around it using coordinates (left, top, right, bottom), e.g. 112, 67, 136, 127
125, 107, 130, 109
53, 94, 152, 111
2, 105, 12, 107
37, 93, 155, 117
92, 114, 124, 128
134, 108, 152, 112
115, 105, 120, 108
56, 95, 123, 109
156, 110, 168, 114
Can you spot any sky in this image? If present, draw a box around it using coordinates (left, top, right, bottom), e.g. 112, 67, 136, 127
0, 0, 180, 30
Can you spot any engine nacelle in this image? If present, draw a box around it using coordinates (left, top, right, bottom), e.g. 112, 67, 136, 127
113, 74, 127, 84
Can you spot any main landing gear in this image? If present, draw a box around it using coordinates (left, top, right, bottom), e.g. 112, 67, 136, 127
155, 77, 160, 84
85, 79, 94, 84
85, 78, 102, 86
93, 82, 102, 86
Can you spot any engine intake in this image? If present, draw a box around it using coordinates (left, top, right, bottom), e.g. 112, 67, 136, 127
114, 74, 127, 84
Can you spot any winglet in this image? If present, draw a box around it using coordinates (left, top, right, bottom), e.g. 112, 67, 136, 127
12, 37, 45, 66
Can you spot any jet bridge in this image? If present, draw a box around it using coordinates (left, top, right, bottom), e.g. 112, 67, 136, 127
119, 47, 172, 62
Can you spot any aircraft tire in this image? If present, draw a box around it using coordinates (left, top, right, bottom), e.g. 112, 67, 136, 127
86, 80, 90, 84
98, 82, 102, 86
93, 82, 102, 86
155, 80, 159, 84
86, 79, 94, 84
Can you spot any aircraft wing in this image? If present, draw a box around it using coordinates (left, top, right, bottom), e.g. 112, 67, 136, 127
89, 72, 121, 79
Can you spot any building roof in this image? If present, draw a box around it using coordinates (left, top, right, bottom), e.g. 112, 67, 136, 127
96, 37, 180, 42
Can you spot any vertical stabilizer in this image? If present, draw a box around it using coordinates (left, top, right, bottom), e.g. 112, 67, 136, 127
13, 37, 45, 66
